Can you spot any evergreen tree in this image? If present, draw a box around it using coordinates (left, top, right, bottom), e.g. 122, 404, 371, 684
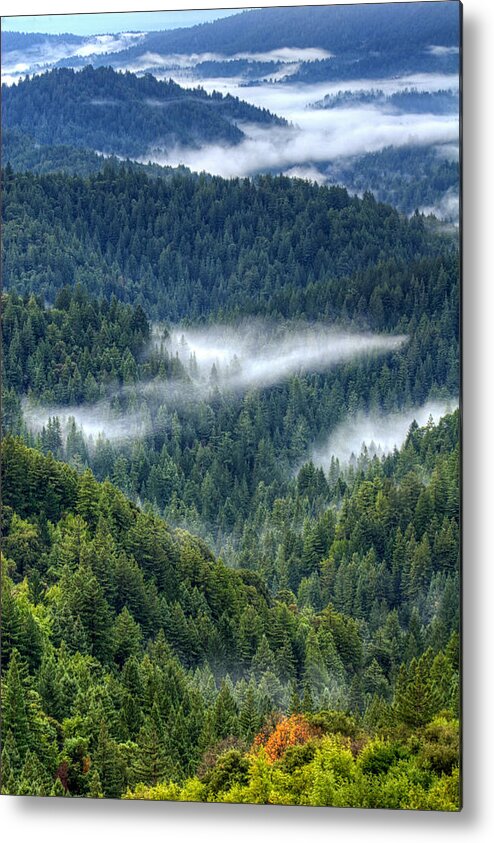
1, 730, 21, 794
133, 702, 171, 787
1, 649, 30, 762
239, 684, 260, 743
393, 649, 441, 727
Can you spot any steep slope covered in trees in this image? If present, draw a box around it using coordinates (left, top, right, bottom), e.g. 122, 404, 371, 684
1, 66, 285, 158
1, 417, 459, 803
1, 128, 194, 180
2, 166, 457, 321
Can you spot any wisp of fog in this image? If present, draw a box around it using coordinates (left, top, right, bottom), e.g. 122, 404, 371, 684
22, 400, 151, 444
310, 398, 458, 467
163, 323, 407, 392
23, 323, 407, 444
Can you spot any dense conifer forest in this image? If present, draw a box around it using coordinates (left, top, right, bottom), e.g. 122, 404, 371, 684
1, 172, 460, 805
0, 3, 460, 807
1, 67, 285, 158
2, 166, 458, 321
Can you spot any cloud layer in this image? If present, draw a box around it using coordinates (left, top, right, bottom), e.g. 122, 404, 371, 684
145, 109, 458, 179
24, 323, 407, 444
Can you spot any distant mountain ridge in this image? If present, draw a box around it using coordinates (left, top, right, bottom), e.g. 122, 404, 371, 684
88, 3, 460, 60
1, 65, 285, 158
2, 3, 460, 84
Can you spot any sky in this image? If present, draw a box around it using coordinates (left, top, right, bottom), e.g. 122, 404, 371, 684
0, 9, 242, 35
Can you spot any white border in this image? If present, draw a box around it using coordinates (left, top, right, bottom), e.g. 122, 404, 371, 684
2, 1, 493, 840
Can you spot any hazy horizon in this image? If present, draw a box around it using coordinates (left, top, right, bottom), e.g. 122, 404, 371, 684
1, 8, 242, 36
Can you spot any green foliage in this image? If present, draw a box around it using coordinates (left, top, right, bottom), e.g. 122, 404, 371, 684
2, 66, 284, 159
0, 149, 459, 810
1, 288, 152, 408
125, 724, 460, 809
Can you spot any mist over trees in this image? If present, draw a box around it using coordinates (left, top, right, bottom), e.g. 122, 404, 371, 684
2, 166, 457, 321
0, 4, 460, 807
2, 66, 285, 158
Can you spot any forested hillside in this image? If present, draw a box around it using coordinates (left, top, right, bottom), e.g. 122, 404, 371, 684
1, 417, 459, 805
322, 146, 459, 217
79, 3, 459, 79
2, 162, 459, 576
2, 166, 457, 321
0, 10, 461, 805
1, 67, 284, 158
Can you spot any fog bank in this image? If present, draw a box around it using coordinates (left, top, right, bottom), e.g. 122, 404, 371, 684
311, 399, 458, 467
163, 323, 407, 392
23, 324, 407, 444
145, 110, 458, 179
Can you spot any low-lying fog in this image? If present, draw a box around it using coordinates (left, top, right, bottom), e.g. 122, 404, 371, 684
124, 46, 333, 74
148, 112, 458, 181
137, 69, 459, 186
23, 323, 407, 444
310, 398, 458, 467
161, 323, 407, 392
22, 400, 151, 444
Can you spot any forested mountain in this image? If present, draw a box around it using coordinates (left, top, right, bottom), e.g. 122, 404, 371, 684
86, 3, 460, 74
2, 166, 456, 321
1, 67, 285, 158
2, 4, 459, 64
2, 128, 193, 180
0, 412, 459, 804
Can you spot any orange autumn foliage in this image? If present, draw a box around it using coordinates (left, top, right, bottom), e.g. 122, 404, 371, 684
253, 714, 315, 763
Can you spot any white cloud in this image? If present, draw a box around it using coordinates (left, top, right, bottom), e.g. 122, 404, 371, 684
311, 399, 458, 466
144, 108, 458, 179
427, 45, 460, 56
